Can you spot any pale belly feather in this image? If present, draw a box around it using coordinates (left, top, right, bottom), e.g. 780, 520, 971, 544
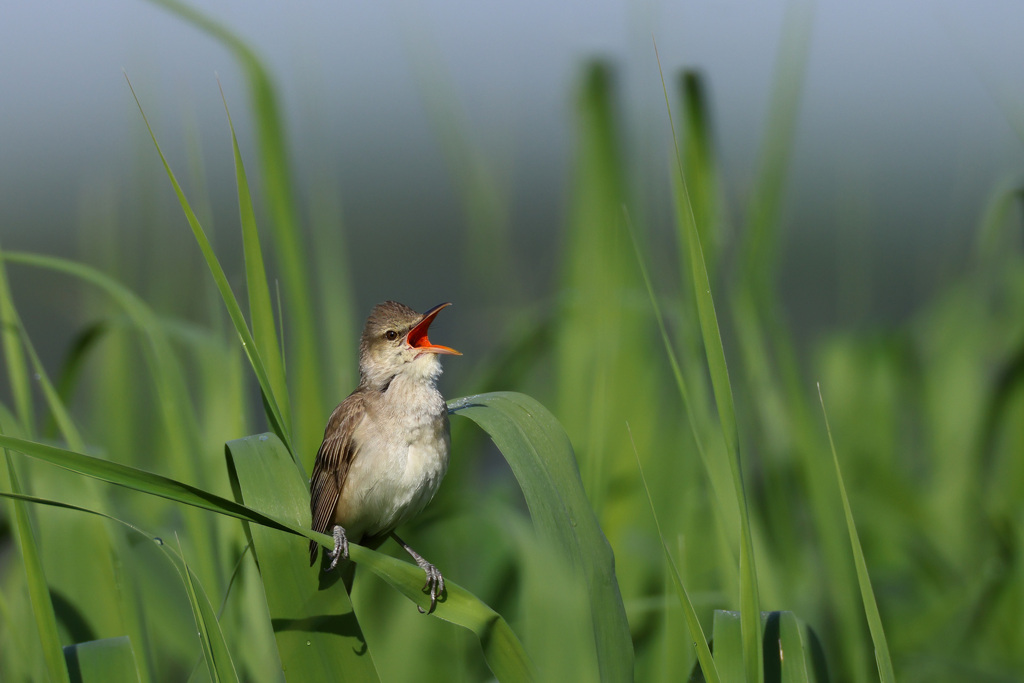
336, 374, 450, 541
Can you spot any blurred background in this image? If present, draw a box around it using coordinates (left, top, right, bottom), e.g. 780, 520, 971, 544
3, 0, 1023, 361
3, 1, 1024, 681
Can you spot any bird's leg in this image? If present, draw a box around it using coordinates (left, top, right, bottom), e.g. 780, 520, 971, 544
327, 525, 349, 571
392, 533, 445, 614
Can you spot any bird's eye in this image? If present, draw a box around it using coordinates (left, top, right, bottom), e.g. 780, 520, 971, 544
384, 330, 399, 341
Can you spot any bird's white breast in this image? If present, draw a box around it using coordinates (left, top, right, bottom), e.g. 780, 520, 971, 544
340, 367, 450, 540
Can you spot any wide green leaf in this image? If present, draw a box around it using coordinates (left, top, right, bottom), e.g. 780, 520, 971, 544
449, 391, 632, 682
64, 636, 141, 683
225, 434, 379, 682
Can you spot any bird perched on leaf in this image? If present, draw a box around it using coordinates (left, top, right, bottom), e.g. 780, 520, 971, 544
309, 301, 460, 614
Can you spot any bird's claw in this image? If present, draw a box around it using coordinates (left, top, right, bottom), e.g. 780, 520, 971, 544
326, 526, 349, 572
416, 563, 445, 615
392, 533, 445, 614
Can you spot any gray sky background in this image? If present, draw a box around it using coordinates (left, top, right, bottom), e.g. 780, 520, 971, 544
2, 0, 1023, 333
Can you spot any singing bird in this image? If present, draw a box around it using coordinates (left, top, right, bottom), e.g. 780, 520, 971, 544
309, 301, 460, 613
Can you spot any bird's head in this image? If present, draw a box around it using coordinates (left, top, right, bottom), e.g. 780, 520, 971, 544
358, 301, 461, 389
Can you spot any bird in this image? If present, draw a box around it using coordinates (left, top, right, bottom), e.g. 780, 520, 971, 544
309, 300, 460, 614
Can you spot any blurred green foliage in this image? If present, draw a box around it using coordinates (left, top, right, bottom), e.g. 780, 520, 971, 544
2, 3, 1024, 681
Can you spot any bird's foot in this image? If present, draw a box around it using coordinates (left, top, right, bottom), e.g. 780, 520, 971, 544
393, 533, 445, 614
416, 561, 445, 615
327, 526, 349, 571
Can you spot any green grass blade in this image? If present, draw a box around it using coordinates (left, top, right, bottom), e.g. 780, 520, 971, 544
143, 0, 303, 270
625, 211, 705, 461
176, 535, 241, 683
972, 181, 1024, 267
147, 0, 326, 464
656, 42, 763, 683
450, 391, 632, 683
0, 432, 303, 536
45, 322, 109, 439
0, 571, 40, 681
677, 71, 721, 279
774, 612, 809, 683
817, 385, 895, 683
123, 77, 293, 457
225, 434, 380, 682
2, 450, 71, 683
677, 131, 763, 683
64, 636, 141, 683
738, 2, 814, 294
0, 246, 33, 431
46, 323, 109, 434
556, 62, 654, 519
629, 425, 719, 683
625, 211, 738, 533
1, 290, 84, 451
773, 611, 826, 683
218, 83, 291, 440
710, 611, 745, 683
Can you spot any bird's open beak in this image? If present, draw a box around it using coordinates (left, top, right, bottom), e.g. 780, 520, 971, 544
407, 302, 461, 356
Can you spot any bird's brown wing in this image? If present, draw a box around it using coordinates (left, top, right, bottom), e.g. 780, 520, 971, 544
308, 390, 368, 565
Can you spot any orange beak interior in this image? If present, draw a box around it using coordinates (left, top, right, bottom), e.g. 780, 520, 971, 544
406, 302, 461, 355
